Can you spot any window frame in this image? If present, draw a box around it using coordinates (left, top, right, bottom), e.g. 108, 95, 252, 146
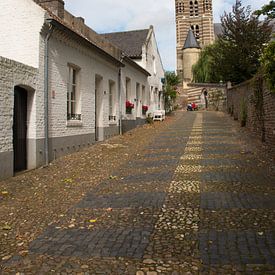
67, 64, 81, 121
108, 80, 116, 122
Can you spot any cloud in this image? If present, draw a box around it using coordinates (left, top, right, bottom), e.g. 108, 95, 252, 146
65, 0, 268, 71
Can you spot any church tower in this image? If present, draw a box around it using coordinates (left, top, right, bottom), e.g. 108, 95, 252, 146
175, 0, 214, 86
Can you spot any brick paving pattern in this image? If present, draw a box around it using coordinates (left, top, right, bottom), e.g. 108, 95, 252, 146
1, 111, 275, 274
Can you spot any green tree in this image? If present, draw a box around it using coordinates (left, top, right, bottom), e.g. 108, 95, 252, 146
192, 42, 223, 83
192, 0, 272, 84
164, 71, 180, 112
219, 0, 272, 83
261, 41, 275, 92
254, 1, 275, 19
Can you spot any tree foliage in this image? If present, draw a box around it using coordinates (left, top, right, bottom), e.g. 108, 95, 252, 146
192, 0, 272, 84
192, 42, 222, 83
261, 41, 275, 92
164, 71, 180, 112
254, 1, 275, 19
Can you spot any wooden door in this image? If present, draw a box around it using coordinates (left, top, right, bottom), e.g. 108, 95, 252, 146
13, 86, 27, 172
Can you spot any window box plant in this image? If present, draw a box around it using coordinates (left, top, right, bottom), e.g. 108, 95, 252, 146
142, 105, 148, 115
126, 100, 134, 114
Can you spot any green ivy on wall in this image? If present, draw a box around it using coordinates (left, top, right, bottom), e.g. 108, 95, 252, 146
261, 41, 275, 93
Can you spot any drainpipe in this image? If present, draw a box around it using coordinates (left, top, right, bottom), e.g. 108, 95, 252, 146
118, 67, 122, 135
118, 53, 125, 135
44, 24, 54, 166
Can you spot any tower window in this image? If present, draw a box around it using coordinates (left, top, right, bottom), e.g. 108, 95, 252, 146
194, 1, 199, 16
191, 25, 200, 40
204, 0, 212, 12
176, 1, 185, 13
190, 1, 194, 17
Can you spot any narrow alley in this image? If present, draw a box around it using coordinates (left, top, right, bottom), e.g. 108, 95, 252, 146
1, 111, 275, 274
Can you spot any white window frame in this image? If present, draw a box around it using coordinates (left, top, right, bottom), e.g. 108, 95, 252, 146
126, 77, 131, 101
67, 64, 81, 121
109, 80, 116, 122
153, 56, 157, 75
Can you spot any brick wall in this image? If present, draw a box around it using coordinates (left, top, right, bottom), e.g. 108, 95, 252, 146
0, 0, 45, 68
0, 56, 39, 153
227, 80, 275, 155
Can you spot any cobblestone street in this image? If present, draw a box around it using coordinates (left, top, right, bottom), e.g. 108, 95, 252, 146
1, 111, 275, 274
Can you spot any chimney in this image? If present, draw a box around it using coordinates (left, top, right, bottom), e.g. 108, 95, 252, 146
35, 0, 65, 18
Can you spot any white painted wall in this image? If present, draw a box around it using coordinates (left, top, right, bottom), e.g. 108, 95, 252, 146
121, 62, 149, 119
47, 30, 119, 138
135, 28, 165, 113
0, 0, 45, 68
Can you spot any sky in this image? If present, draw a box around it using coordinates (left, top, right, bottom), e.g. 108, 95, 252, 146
65, 0, 268, 71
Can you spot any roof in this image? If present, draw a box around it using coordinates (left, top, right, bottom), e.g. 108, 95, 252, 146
183, 30, 200, 49
33, 1, 123, 64
102, 29, 150, 58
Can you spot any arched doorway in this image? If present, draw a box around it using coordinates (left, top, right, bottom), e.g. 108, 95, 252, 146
13, 86, 28, 172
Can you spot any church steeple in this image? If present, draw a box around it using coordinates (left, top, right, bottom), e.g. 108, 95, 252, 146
175, 0, 214, 84
183, 29, 201, 49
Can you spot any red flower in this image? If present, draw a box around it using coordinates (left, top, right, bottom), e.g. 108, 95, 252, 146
142, 105, 148, 111
126, 100, 134, 109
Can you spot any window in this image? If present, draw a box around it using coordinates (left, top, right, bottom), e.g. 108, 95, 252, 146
153, 56, 156, 75
126, 77, 131, 101
191, 25, 200, 40
190, 1, 194, 17
194, 1, 199, 16
67, 65, 80, 120
142, 85, 146, 105
204, 0, 211, 11
176, 1, 184, 13
109, 80, 116, 121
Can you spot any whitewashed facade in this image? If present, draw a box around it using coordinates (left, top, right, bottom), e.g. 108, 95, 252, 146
136, 26, 165, 114
0, 0, 165, 179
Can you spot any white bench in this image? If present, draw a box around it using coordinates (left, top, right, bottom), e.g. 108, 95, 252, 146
153, 110, 165, 121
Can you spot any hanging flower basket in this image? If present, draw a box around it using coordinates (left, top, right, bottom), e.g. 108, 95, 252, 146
142, 105, 148, 115
126, 100, 134, 114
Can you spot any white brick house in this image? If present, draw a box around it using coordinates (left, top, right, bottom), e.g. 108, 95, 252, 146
103, 27, 165, 131
0, 0, 164, 179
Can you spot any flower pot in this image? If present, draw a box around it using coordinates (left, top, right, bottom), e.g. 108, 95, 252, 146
126, 108, 132, 114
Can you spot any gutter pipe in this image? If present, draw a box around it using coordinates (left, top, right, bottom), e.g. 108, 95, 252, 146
44, 24, 54, 166
118, 67, 122, 135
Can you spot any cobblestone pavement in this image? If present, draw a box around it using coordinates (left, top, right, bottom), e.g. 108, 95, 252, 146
1, 111, 275, 274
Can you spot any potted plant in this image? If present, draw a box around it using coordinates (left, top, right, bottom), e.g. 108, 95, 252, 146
126, 100, 134, 114
142, 105, 148, 115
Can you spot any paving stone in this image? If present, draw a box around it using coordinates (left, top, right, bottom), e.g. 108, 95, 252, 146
199, 230, 275, 265
127, 159, 179, 168
200, 171, 273, 184
201, 192, 275, 210
122, 171, 174, 183
30, 227, 152, 259
77, 192, 166, 209
3, 111, 275, 274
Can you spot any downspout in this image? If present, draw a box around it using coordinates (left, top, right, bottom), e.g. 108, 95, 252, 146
118, 53, 125, 135
118, 67, 122, 135
44, 24, 54, 166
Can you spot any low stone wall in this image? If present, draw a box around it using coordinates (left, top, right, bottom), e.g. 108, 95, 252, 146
227, 80, 275, 155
